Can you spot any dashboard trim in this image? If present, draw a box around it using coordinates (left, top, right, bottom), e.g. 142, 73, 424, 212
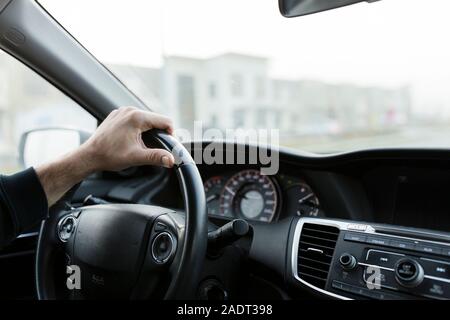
291, 218, 356, 300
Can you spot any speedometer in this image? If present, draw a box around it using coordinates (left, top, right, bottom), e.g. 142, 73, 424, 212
220, 170, 279, 222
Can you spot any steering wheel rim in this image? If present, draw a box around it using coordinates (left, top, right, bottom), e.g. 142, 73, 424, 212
35, 129, 207, 300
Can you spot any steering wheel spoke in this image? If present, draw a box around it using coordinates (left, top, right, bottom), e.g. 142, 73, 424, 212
131, 213, 183, 299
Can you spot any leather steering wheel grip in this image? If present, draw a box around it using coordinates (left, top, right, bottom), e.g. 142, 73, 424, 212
143, 129, 208, 299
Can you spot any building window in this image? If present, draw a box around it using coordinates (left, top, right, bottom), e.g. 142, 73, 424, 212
177, 74, 196, 131
274, 81, 287, 101
230, 74, 244, 97
209, 82, 217, 99
233, 109, 246, 128
255, 76, 265, 98
274, 110, 282, 128
210, 114, 218, 128
257, 109, 267, 128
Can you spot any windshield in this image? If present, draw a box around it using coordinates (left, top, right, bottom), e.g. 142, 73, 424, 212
41, 0, 450, 153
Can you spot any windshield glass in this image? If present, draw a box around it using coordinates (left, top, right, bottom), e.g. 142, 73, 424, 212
40, 0, 450, 153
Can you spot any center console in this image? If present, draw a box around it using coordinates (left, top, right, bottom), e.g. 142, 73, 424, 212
290, 218, 450, 300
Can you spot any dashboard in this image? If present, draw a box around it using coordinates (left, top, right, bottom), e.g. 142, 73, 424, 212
203, 169, 322, 223
23, 143, 450, 300
69, 144, 450, 301
65, 143, 450, 234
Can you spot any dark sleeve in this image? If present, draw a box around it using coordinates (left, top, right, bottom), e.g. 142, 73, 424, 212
0, 168, 49, 248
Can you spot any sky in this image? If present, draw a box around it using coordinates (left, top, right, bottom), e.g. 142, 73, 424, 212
40, 0, 450, 116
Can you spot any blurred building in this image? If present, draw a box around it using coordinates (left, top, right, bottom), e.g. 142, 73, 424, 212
110, 53, 411, 137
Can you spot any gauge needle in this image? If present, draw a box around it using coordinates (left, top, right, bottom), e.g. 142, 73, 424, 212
298, 193, 314, 203
225, 187, 236, 195
303, 200, 319, 210
206, 194, 218, 203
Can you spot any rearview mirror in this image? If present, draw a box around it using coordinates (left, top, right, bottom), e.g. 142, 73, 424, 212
279, 0, 379, 18
19, 128, 91, 168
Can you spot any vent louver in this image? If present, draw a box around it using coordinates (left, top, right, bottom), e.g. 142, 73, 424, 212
297, 223, 340, 289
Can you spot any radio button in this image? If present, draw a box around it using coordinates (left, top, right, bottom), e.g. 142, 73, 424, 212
344, 232, 367, 243
416, 278, 450, 299
420, 259, 450, 280
339, 253, 357, 270
332, 280, 403, 300
366, 250, 403, 269
443, 248, 450, 257
389, 239, 415, 251
366, 288, 405, 300
331, 280, 345, 290
394, 259, 424, 288
415, 244, 442, 255
367, 236, 390, 246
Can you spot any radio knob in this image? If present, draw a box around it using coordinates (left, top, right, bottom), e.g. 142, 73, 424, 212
394, 258, 424, 288
339, 253, 357, 270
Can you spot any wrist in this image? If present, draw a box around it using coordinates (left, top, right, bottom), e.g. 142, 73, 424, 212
71, 142, 99, 177
35, 145, 97, 207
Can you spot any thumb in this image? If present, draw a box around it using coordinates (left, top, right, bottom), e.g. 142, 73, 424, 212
137, 148, 175, 168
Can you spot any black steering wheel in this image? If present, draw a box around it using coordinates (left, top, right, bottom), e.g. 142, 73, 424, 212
35, 130, 207, 299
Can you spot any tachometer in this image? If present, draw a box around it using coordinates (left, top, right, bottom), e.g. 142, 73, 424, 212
220, 170, 278, 222
204, 176, 225, 216
286, 183, 321, 217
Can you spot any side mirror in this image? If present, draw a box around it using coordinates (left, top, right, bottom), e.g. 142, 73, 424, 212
279, 0, 378, 18
19, 128, 91, 168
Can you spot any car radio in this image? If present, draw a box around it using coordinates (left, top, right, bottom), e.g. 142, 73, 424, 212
291, 218, 450, 300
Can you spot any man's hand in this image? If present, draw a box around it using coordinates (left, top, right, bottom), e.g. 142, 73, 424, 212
82, 107, 175, 172
36, 107, 176, 206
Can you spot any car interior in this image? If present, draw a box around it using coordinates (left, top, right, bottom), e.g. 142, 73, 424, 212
0, 0, 450, 300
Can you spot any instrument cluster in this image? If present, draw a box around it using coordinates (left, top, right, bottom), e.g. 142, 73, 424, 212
204, 169, 323, 223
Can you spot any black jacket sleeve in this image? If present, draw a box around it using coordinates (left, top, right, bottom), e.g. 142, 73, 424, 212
0, 168, 48, 249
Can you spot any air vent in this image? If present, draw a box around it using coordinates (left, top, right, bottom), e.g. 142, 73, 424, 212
297, 223, 340, 289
